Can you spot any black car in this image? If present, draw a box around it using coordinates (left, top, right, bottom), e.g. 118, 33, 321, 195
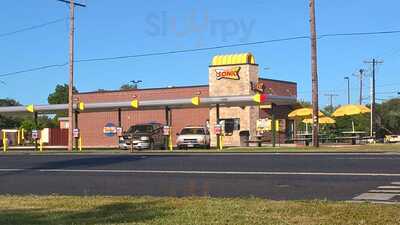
120, 122, 165, 150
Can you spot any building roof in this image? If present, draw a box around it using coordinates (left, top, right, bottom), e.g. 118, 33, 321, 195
260, 78, 297, 85
77, 84, 209, 95
211, 53, 256, 66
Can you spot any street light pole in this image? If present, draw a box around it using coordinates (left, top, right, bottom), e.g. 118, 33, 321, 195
309, 0, 319, 147
130, 80, 143, 89
344, 77, 350, 104
57, 0, 86, 151
67, 0, 75, 151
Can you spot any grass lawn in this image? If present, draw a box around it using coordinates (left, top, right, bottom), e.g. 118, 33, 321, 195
224, 143, 400, 152
4, 143, 400, 155
0, 196, 399, 225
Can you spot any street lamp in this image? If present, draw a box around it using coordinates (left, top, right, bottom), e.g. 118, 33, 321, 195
130, 80, 142, 89
344, 77, 350, 104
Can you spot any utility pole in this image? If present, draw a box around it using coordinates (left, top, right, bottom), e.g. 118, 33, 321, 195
344, 77, 350, 104
353, 69, 365, 105
364, 59, 383, 138
57, 0, 86, 151
309, 0, 319, 147
324, 93, 339, 112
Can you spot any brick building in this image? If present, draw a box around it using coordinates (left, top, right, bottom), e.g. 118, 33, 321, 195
75, 53, 297, 148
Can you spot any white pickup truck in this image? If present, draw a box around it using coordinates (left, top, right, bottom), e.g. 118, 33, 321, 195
176, 126, 210, 149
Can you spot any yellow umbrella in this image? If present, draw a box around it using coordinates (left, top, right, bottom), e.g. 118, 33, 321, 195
302, 117, 336, 124
332, 105, 370, 117
332, 104, 370, 132
288, 108, 325, 119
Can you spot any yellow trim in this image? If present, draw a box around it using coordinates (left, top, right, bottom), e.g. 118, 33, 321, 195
2, 131, 7, 152
211, 53, 256, 66
78, 102, 85, 111
17, 130, 21, 145
219, 135, 224, 151
131, 100, 139, 109
26, 104, 35, 113
191, 96, 200, 106
168, 133, 173, 151
79, 135, 83, 151
39, 138, 43, 152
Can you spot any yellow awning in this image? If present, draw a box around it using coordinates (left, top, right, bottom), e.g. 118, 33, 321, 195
288, 108, 324, 119
211, 53, 256, 66
302, 117, 336, 124
332, 104, 370, 117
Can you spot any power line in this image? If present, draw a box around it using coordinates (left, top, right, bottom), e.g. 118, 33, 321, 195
75, 36, 310, 63
0, 63, 68, 78
1, 29, 400, 77
0, 18, 67, 39
76, 30, 400, 63
318, 30, 400, 39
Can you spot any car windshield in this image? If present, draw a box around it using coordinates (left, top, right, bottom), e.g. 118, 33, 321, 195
180, 128, 205, 135
128, 125, 153, 133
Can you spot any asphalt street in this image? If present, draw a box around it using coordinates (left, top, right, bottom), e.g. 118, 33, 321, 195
0, 153, 400, 202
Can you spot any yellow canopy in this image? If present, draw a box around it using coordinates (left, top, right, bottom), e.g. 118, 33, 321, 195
302, 117, 336, 124
332, 105, 371, 117
288, 108, 325, 119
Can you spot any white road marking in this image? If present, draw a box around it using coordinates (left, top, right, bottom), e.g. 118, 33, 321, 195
0, 168, 400, 177
0, 169, 26, 172
347, 200, 400, 205
391, 182, 400, 185
353, 193, 399, 201
352, 181, 400, 203
20, 169, 400, 177
335, 157, 400, 160
377, 186, 400, 189
369, 190, 400, 193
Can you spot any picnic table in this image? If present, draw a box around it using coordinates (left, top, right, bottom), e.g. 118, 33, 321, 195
340, 131, 367, 145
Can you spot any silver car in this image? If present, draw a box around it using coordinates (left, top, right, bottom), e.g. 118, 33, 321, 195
120, 123, 164, 150
176, 126, 210, 149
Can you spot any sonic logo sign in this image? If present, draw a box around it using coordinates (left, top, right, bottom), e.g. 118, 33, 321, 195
103, 123, 117, 137
215, 67, 240, 80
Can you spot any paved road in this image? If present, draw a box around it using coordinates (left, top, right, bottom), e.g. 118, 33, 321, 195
0, 153, 400, 202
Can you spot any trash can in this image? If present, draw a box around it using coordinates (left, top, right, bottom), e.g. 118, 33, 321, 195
239, 130, 250, 147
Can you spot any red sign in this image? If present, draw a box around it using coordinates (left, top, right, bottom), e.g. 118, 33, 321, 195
215, 67, 240, 80
214, 125, 222, 135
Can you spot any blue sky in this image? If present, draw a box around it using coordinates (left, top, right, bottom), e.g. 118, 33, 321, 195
0, 0, 399, 107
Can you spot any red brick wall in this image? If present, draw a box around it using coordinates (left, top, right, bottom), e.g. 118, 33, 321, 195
76, 86, 209, 147
76, 80, 297, 148
260, 78, 297, 97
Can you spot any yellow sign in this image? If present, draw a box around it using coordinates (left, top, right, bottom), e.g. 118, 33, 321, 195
191, 96, 200, 106
257, 119, 283, 132
78, 102, 85, 111
252, 93, 266, 104
131, 99, 139, 109
26, 104, 35, 113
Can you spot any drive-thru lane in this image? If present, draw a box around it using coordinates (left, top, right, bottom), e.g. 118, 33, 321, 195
0, 153, 399, 202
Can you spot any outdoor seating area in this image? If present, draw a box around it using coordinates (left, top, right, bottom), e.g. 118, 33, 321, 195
287, 104, 375, 146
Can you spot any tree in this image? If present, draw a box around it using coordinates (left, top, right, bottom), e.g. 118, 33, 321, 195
120, 83, 138, 91
376, 98, 400, 134
0, 99, 22, 129
48, 84, 78, 104
19, 115, 57, 130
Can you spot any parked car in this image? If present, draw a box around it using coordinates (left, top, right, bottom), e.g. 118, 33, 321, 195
176, 126, 210, 149
120, 123, 165, 150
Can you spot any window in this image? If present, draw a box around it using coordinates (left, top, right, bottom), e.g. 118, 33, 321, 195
180, 128, 205, 135
220, 118, 240, 135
